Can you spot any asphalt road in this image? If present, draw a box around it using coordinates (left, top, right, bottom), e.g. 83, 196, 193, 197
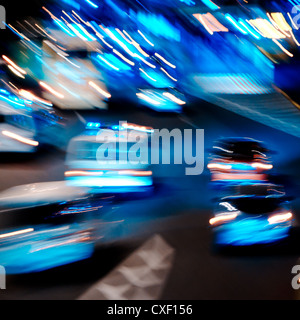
1, 98, 300, 299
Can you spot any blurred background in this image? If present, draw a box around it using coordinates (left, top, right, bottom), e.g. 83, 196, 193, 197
0, 0, 300, 300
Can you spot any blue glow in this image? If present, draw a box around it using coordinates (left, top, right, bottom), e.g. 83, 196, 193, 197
179, 0, 195, 5
238, 19, 261, 40
103, 54, 131, 71
136, 13, 181, 41
35, 54, 53, 73
104, 28, 142, 58
105, 0, 127, 17
69, 23, 95, 41
1, 241, 93, 274
214, 216, 291, 246
0, 94, 25, 107
225, 14, 248, 34
3, 22, 25, 39
54, 62, 83, 82
141, 69, 173, 88
97, 55, 119, 71
201, 0, 219, 10
137, 92, 182, 112
67, 176, 153, 188
0, 226, 94, 274
108, 54, 132, 70
86, 122, 101, 129
89, 21, 106, 37
225, 163, 256, 171
62, 0, 81, 9
111, 125, 125, 131
212, 179, 267, 188
85, 0, 99, 8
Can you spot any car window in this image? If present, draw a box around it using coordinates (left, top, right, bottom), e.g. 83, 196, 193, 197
230, 198, 283, 214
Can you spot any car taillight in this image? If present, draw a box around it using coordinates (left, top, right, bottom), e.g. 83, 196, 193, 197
209, 212, 238, 226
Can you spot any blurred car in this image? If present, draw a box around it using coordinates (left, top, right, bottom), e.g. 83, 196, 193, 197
0, 181, 122, 273
0, 103, 38, 153
0, 181, 92, 273
207, 137, 273, 185
40, 37, 109, 110
209, 183, 293, 247
65, 121, 154, 192
136, 87, 186, 112
0, 87, 69, 152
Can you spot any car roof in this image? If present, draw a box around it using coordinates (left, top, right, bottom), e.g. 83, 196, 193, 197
216, 137, 262, 143
220, 195, 287, 202
211, 137, 271, 159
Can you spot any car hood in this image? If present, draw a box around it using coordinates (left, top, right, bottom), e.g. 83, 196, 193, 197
0, 181, 90, 208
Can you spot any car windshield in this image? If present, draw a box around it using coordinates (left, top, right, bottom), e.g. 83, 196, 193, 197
236, 185, 285, 196
228, 197, 283, 214
213, 141, 268, 161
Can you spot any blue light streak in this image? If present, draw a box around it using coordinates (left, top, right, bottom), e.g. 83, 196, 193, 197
54, 19, 76, 37
201, 0, 219, 10
238, 19, 261, 39
225, 14, 248, 34
85, 0, 99, 8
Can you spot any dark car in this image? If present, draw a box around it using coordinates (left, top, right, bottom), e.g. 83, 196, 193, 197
207, 137, 273, 184
209, 183, 293, 247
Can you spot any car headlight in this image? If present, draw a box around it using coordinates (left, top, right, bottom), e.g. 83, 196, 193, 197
268, 212, 293, 224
